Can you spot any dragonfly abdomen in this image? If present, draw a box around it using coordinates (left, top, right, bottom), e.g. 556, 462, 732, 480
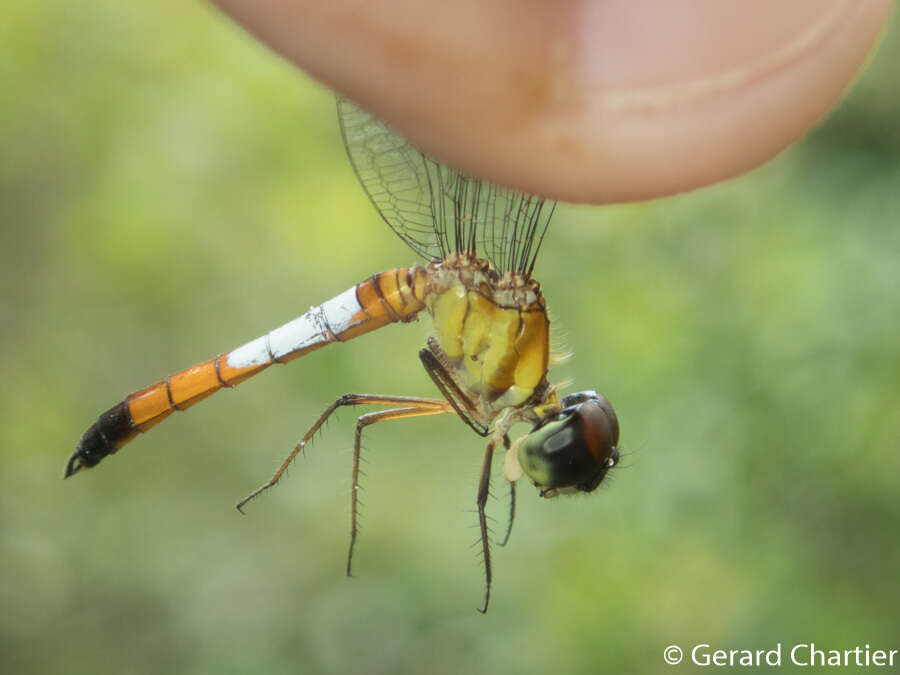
65, 266, 429, 477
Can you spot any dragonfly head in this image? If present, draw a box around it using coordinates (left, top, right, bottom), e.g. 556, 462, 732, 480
517, 391, 619, 497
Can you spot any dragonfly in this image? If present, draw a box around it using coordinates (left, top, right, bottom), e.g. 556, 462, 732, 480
65, 98, 620, 613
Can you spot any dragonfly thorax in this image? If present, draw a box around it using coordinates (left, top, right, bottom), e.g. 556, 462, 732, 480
424, 254, 550, 415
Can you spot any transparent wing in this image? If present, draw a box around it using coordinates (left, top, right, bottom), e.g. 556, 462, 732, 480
337, 97, 556, 276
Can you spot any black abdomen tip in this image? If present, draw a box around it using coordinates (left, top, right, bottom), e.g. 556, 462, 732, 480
65, 401, 137, 478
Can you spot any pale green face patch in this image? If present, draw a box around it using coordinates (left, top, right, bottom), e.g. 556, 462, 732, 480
518, 392, 619, 493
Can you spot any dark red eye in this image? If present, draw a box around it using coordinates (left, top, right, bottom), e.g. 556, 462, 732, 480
518, 391, 619, 492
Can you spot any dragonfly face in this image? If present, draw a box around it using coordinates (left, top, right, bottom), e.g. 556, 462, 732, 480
517, 391, 619, 496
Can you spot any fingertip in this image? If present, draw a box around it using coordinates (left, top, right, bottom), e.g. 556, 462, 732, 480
214, 0, 895, 203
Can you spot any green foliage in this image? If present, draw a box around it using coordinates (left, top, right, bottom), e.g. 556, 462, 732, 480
2, 3, 898, 673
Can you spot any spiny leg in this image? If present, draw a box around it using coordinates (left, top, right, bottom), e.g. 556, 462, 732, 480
496, 434, 516, 548
419, 341, 489, 437
476, 438, 498, 614
347, 403, 451, 577
236, 394, 449, 513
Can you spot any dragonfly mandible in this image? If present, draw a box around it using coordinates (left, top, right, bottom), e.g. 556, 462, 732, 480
65, 98, 620, 613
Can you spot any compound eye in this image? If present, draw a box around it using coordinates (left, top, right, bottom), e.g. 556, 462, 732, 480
579, 397, 619, 464
517, 395, 619, 493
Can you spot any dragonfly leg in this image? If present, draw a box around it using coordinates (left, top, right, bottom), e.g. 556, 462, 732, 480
475, 437, 498, 614
496, 434, 516, 548
419, 339, 489, 437
346, 401, 452, 577
235, 394, 448, 513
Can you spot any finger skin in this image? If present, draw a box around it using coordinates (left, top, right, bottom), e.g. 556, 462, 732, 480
213, 0, 895, 203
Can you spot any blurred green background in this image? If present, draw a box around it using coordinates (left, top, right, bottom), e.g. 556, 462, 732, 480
3, 3, 899, 674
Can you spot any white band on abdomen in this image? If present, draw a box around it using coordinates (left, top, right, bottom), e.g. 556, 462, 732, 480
225, 285, 363, 369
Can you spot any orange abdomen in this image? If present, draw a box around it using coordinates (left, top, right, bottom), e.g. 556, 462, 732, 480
65, 266, 428, 477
